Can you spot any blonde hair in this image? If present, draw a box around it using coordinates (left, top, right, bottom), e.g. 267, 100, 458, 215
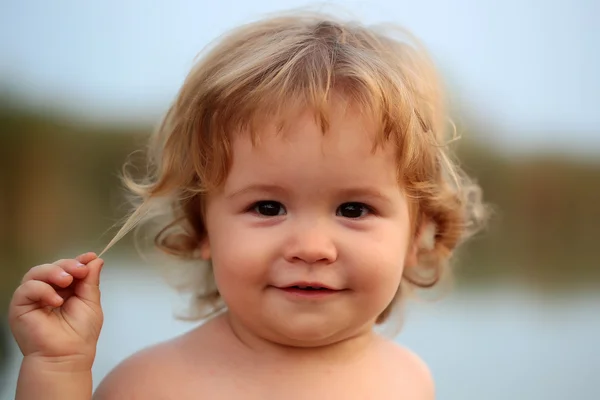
100, 10, 488, 323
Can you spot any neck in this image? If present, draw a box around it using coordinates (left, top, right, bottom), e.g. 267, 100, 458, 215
219, 311, 380, 365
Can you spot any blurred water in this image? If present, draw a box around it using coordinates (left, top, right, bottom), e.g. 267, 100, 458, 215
2, 264, 599, 399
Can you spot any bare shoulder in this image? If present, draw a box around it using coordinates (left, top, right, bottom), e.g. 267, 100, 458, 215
93, 338, 187, 400
378, 338, 435, 400
93, 318, 227, 400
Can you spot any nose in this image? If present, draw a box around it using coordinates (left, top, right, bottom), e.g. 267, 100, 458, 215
283, 221, 338, 265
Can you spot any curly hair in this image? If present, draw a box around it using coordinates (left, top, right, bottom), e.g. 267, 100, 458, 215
100, 10, 488, 323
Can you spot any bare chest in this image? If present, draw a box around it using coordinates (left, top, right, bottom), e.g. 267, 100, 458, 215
166, 362, 408, 400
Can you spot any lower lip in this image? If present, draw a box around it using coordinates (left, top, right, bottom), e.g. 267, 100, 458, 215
277, 287, 341, 299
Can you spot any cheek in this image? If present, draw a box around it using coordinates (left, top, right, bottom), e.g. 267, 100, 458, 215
207, 218, 274, 292
345, 222, 409, 291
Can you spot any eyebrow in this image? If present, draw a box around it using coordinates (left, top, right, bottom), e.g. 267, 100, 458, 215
335, 187, 394, 205
225, 183, 393, 204
225, 183, 287, 200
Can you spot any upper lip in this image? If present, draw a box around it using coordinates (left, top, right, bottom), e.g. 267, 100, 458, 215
280, 282, 340, 290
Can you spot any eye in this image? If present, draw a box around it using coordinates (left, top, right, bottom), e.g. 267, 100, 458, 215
336, 202, 371, 219
252, 201, 286, 217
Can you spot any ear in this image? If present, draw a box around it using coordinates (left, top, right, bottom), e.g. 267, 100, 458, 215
199, 236, 211, 260
405, 220, 435, 268
405, 237, 419, 268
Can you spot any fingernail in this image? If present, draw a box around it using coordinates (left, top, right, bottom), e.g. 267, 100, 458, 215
60, 271, 71, 277
75, 262, 85, 267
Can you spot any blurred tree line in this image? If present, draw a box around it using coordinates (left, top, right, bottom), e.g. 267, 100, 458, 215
1, 105, 599, 366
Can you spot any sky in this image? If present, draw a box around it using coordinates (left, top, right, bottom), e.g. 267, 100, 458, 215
1, 0, 599, 155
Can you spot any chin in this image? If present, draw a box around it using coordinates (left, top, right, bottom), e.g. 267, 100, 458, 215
264, 314, 358, 347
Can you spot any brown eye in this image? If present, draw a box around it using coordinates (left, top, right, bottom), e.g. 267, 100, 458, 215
336, 202, 370, 218
253, 201, 286, 216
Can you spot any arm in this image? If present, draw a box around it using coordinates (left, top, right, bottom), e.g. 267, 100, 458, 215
16, 357, 92, 400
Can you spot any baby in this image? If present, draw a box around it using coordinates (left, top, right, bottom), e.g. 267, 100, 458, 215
8, 10, 486, 399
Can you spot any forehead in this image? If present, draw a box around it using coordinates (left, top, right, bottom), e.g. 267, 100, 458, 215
225, 104, 399, 190
234, 97, 389, 155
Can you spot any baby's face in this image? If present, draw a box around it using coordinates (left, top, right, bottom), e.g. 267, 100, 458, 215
202, 103, 415, 346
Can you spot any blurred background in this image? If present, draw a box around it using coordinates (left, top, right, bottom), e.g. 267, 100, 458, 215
1, 0, 599, 399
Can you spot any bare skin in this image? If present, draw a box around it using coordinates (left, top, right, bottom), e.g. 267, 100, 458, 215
90, 106, 435, 399
8, 252, 104, 400
9, 105, 435, 400
9, 253, 433, 400
93, 313, 434, 400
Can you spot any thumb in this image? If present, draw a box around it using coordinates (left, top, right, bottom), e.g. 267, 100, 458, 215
75, 257, 104, 305
76, 252, 98, 265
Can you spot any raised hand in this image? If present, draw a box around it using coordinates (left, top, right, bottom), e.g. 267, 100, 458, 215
8, 252, 105, 369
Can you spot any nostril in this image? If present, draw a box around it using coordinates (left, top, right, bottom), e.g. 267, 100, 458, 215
284, 236, 338, 264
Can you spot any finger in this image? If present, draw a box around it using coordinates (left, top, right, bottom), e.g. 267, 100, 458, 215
74, 257, 104, 305
76, 252, 98, 264
21, 264, 78, 288
52, 259, 91, 280
11, 280, 63, 310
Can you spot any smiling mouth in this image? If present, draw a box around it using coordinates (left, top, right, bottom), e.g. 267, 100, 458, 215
276, 285, 342, 298
289, 285, 332, 291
